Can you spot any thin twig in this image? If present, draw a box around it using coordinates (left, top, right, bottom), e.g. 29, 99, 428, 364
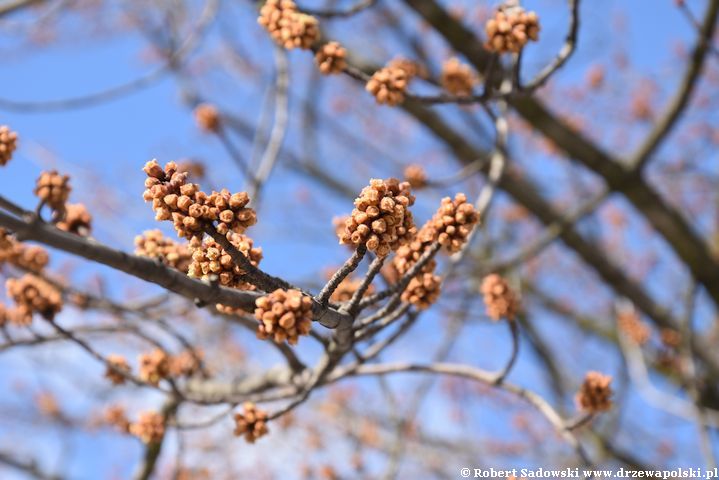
316, 246, 367, 306
520, 0, 580, 92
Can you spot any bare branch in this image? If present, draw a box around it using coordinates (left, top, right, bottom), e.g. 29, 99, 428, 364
631, 0, 719, 169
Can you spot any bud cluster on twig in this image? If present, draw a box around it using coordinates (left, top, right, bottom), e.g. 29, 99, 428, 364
480, 273, 519, 321
339, 178, 416, 257
6, 273, 62, 325
0, 125, 18, 166
135, 229, 193, 273
142, 160, 257, 239
258, 0, 319, 50
484, 5, 540, 54
575, 371, 613, 413
0, 228, 49, 273
255, 288, 313, 345
188, 232, 263, 290
233, 402, 269, 443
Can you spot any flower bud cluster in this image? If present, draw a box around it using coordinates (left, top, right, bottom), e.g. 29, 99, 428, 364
485, 6, 540, 53
339, 178, 416, 257
142, 160, 256, 240
254, 288, 313, 345
258, 0, 319, 50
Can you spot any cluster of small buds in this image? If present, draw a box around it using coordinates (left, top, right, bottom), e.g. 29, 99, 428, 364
389, 221, 442, 309
254, 289, 313, 345
36, 392, 61, 418
388, 57, 427, 80
366, 65, 409, 106
233, 402, 269, 443
194, 103, 221, 133
575, 371, 613, 413
258, 0, 319, 50
480, 273, 519, 321
403, 164, 427, 189
392, 234, 436, 277
142, 160, 257, 240
105, 355, 131, 385
135, 230, 193, 273
617, 310, 650, 345
6, 245, 48, 273
130, 411, 165, 444
138, 349, 169, 385
660, 328, 681, 349
421, 193, 479, 253
333, 216, 350, 244
329, 274, 376, 303
484, 5, 540, 53
0, 125, 18, 166
339, 178, 416, 257
168, 349, 204, 378
6, 274, 63, 324
0, 302, 31, 327
103, 405, 130, 433
401, 272, 441, 310
0, 230, 49, 273
315, 42, 347, 75
34, 171, 71, 212
440, 57, 477, 96
188, 233, 263, 290
57, 203, 92, 236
